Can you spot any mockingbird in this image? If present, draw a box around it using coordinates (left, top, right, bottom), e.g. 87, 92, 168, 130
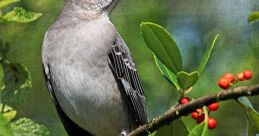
41, 0, 147, 136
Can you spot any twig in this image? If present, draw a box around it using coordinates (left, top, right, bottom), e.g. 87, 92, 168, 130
128, 84, 259, 136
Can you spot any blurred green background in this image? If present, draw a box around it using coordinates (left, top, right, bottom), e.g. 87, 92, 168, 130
0, 0, 258, 135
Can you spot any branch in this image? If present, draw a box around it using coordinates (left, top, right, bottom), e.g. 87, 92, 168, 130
128, 84, 259, 136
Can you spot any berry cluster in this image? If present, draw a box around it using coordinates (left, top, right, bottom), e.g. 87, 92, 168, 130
218, 70, 252, 89
192, 103, 219, 129
179, 98, 219, 129
177, 70, 253, 130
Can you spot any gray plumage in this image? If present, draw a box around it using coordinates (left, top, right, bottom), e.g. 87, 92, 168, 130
41, 0, 147, 136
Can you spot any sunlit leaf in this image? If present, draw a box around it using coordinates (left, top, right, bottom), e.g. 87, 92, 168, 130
248, 11, 259, 23
0, 113, 13, 136
0, 0, 20, 9
141, 22, 183, 74
238, 98, 259, 136
10, 118, 50, 136
0, 103, 17, 122
154, 55, 181, 90
148, 131, 157, 136
1, 7, 42, 23
197, 34, 219, 75
156, 119, 189, 136
1, 62, 32, 106
177, 71, 199, 90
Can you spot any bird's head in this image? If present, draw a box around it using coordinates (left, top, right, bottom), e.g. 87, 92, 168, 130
65, 0, 119, 14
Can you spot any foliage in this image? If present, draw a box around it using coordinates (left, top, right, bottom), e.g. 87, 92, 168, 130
141, 21, 258, 135
141, 22, 219, 93
187, 122, 208, 136
141, 22, 183, 74
0, 0, 19, 9
154, 56, 181, 90
0, 40, 32, 106
10, 118, 50, 136
248, 11, 259, 23
0, 113, 13, 136
238, 97, 259, 136
1, 103, 17, 122
0, 0, 42, 23
0, 1, 49, 136
155, 119, 189, 136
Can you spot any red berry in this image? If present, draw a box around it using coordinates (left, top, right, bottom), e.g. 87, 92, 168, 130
218, 78, 231, 89
237, 72, 245, 81
223, 73, 235, 83
180, 97, 190, 105
207, 102, 219, 111
196, 108, 204, 113
196, 114, 205, 124
208, 117, 217, 129
191, 112, 199, 119
243, 70, 252, 80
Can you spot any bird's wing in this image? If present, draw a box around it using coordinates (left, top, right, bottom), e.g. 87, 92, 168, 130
42, 64, 92, 136
108, 33, 147, 125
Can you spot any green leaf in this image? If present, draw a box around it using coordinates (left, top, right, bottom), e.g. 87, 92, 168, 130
156, 119, 189, 136
248, 11, 259, 23
1, 7, 42, 23
188, 122, 208, 136
177, 71, 199, 90
0, 113, 13, 136
10, 118, 50, 136
141, 22, 183, 74
237, 97, 254, 109
246, 109, 259, 136
237, 98, 259, 136
148, 131, 157, 136
0, 0, 20, 9
154, 55, 181, 90
197, 34, 219, 75
1, 62, 32, 106
0, 103, 17, 122
0, 40, 10, 60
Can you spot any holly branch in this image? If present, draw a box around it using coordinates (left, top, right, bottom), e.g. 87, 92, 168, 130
128, 84, 259, 136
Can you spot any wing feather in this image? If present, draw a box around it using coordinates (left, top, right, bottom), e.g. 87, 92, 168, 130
108, 34, 147, 125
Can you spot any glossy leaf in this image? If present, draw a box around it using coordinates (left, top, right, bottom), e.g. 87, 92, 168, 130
156, 119, 189, 136
154, 55, 181, 90
1, 7, 42, 23
248, 11, 259, 23
1, 62, 32, 106
10, 118, 50, 136
188, 122, 208, 136
0, 113, 13, 136
177, 71, 199, 90
0, 0, 19, 9
197, 34, 219, 75
0, 103, 17, 122
238, 97, 254, 109
141, 22, 183, 74
238, 98, 259, 136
